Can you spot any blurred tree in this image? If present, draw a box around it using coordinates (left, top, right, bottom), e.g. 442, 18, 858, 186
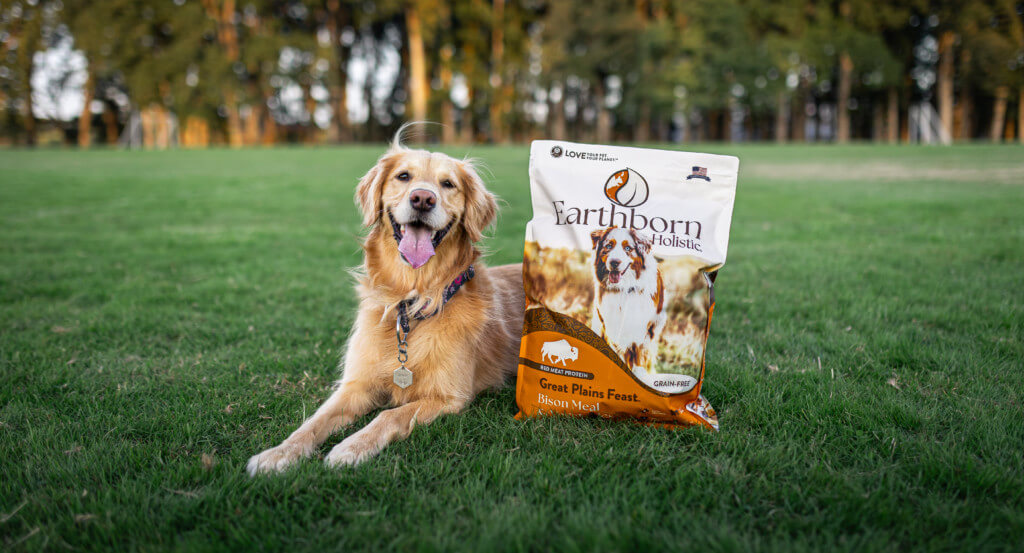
6, 0, 1024, 146
0, 0, 54, 145
935, 0, 1023, 142
535, 0, 570, 140
962, 0, 1023, 141
452, 0, 492, 142
819, 0, 909, 142
617, 0, 699, 142
200, 0, 244, 146
401, 0, 447, 132
542, 0, 643, 142
64, 0, 101, 146
683, 0, 765, 141
321, 0, 359, 142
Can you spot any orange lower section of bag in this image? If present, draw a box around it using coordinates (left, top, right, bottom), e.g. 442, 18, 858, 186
514, 308, 718, 431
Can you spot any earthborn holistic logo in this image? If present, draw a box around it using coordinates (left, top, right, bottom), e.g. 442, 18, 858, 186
604, 168, 649, 207
550, 145, 563, 158
687, 166, 710, 181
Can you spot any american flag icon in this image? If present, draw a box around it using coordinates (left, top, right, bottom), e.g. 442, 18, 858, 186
687, 166, 710, 181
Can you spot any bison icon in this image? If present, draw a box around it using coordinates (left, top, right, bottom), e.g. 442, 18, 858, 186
541, 339, 579, 366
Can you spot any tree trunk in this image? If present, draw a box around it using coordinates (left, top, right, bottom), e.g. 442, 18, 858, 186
158, 82, 173, 148
900, 80, 912, 143
79, 71, 93, 148
261, 105, 277, 145
459, 86, 475, 144
363, 64, 378, 140
792, 83, 807, 141
775, 90, 789, 143
156, 105, 172, 149
1019, 88, 1023, 144
439, 45, 456, 144
937, 31, 955, 139
549, 85, 566, 140
954, 48, 972, 140
182, 116, 193, 147
303, 83, 318, 143
141, 106, 155, 149
184, 116, 209, 148
990, 86, 1008, 142
595, 79, 612, 142
182, 116, 198, 147
23, 65, 37, 146
686, 113, 699, 142
205, 0, 244, 147
330, 77, 350, 143
326, 0, 351, 143
886, 88, 899, 144
245, 81, 264, 145
836, 52, 853, 143
634, 101, 651, 142
955, 89, 973, 140
871, 98, 883, 142
103, 102, 119, 143
244, 104, 262, 145
224, 89, 243, 148
405, 4, 429, 127
724, 102, 735, 142
489, 0, 506, 142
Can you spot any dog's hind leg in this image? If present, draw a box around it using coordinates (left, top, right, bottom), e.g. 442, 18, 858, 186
247, 379, 378, 475
324, 397, 465, 467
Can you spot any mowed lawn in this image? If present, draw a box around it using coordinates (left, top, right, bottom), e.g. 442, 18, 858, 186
1, 143, 1022, 552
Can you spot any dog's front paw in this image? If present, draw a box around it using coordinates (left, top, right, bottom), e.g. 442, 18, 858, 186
324, 439, 372, 468
247, 443, 307, 476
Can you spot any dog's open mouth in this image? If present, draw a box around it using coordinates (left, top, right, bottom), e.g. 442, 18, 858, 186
388, 210, 454, 269
608, 269, 622, 284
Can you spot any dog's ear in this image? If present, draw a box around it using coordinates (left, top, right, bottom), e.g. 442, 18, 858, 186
355, 155, 393, 227
591, 229, 607, 249
457, 161, 497, 242
630, 230, 653, 255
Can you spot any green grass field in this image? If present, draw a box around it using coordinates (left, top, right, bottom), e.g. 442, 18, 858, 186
1, 143, 1022, 552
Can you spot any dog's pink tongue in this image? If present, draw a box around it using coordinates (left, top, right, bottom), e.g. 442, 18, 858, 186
398, 226, 435, 269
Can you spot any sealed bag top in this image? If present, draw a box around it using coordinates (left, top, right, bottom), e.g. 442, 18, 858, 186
516, 141, 739, 430
527, 141, 738, 269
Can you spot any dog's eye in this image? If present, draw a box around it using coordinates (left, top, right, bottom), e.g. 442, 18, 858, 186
441, 179, 455, 189
396, 172, 410, 181
624, 245, 632, 253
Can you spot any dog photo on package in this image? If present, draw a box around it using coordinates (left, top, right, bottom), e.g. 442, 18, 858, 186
516, 141, 739, 430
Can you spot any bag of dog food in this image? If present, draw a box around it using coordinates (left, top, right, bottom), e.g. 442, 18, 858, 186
516, 141, 739, 430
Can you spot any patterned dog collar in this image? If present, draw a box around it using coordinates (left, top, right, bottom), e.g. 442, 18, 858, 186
395, 265, 476, 334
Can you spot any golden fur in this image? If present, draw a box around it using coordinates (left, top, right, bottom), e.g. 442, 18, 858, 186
247, 137, 524, 474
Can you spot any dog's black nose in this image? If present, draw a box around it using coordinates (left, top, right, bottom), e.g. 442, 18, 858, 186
410, 189, 436, 212
609, 260, 621, 269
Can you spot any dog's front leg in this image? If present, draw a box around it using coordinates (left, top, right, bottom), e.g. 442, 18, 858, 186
247, 378, 378, 475
324, 397, 465, 468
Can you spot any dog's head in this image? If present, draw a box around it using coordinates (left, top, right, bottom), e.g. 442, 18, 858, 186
355, 138, 497, 270
590, 227, 652, 290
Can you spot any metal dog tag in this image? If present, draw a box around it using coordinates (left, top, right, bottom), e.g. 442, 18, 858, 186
393, 366, 413, 389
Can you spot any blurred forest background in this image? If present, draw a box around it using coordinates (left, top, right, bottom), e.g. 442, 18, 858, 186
1, 0, 1022, 148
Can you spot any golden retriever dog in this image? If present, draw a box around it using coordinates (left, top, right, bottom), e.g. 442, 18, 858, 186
247, 132, 524, 474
